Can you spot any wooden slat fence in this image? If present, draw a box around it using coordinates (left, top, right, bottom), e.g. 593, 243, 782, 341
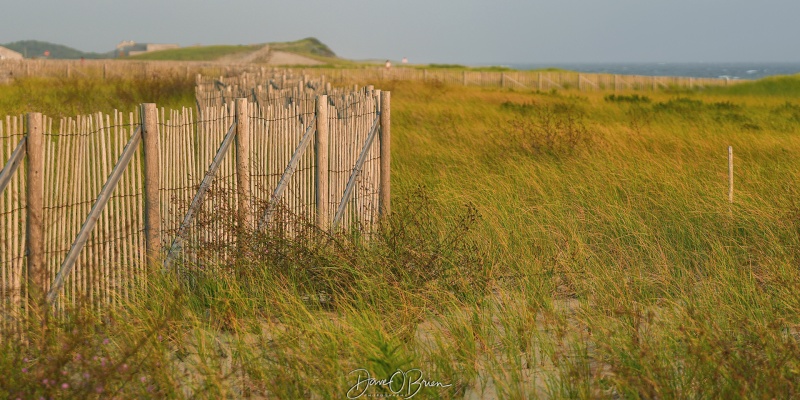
0, 78, 389, 323
0, 59, 268, 83
309, 68, 734, 91
2, 58, 736, 92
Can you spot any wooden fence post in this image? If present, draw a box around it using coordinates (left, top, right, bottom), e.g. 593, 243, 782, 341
379, 91, 391, 217
728, 146, 734, 203
141, 104, 161, 266
26, 113, 45, 303
235, 98, 252, 230
315, 95, 329, 229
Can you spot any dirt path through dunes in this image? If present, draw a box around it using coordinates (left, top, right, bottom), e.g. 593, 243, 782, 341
266, 50, 323, 66
216, 44, 323, 65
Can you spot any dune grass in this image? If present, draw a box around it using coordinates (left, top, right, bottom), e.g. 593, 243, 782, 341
2, 76, 800, 398
0, 75, 194, 118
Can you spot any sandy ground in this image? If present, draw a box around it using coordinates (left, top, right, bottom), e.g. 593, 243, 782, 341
264, 50, 323, 66
217, 44, 323, 66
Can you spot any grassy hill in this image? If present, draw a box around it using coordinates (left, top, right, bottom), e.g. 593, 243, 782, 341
127, 37, 351, 65
2, 40, 111, 59
2, 37, 342, 63
267, 37, 336, 58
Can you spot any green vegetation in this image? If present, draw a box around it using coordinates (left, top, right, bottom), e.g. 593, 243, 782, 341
706, 74, 800, 97
126, 37, 342, 64
0, 76, 194, 118
268, 37, 336, 58
127, 45, 261, 61
2, 40, 112, 59
2, 75, 800, 398
604, 93, 651, 103
2, 37, 341, 63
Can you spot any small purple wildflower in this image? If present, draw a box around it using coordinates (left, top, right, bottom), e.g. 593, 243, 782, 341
21, 368, 27, 373
140, 376, 147, 383
103, 338, 110, 345
95, 386, 103, 393
61, 383, 69, 390
83, 373, 90, 379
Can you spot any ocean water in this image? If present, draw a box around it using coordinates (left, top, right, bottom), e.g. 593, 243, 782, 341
500, 63, 800, 80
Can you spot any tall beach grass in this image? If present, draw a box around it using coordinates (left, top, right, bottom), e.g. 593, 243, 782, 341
1, 74, 799, 398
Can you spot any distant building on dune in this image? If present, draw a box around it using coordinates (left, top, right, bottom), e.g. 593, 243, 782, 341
0, 46, 23, 60
115, 41, 179, 57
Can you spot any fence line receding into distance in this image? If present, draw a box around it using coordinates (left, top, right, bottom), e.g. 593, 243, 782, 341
1, 58, 737, 92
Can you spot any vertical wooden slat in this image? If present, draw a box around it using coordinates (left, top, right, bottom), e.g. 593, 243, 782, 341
114, 111, 127, 302
26, 112, 45, 306
88, 116, 99, 308
75, 118, 87, 305
130, 111, 146, 278
728, 146, 734, 203
98, 113, 111, 305
142, 104, 161, 266
43, 117, 55, 297
16, 116, 26, 315
379, 91, 391, 218
1, 119, 8, 320
235, 98, 252, 230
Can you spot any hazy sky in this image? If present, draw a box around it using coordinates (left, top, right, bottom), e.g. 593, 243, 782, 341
2, 0, 798, 64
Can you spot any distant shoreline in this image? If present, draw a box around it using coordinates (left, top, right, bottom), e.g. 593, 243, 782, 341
480, 62, 800, 80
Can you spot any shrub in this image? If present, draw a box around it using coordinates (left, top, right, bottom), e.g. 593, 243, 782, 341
652, 97, 705, 113
172, 185, 491, 312
604, 94, 651, 104
505, 102, 592, 156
